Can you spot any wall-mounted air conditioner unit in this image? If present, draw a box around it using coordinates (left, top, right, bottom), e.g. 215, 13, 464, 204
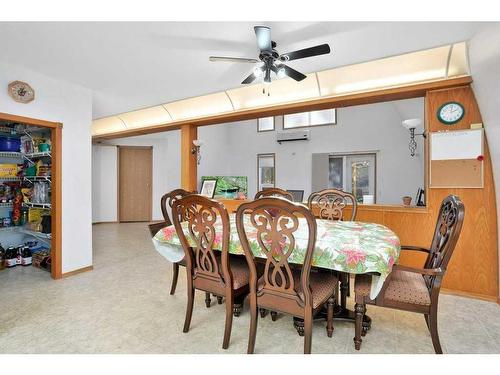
276, 130, 310, 144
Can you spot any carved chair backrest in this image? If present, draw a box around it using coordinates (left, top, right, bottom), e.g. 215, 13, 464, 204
172, 195, 232, 289
307, 189, 357, 221
255, 188, 294, 201
425, 195, 465, 292
160, 188, 193, 225
236, 197, 317, 311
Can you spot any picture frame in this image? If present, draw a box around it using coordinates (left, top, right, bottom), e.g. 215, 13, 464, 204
415, 187, 425, 206
200, 179, 217, 198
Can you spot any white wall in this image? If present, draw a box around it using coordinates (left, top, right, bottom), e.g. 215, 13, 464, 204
0, 61, 93, 274
198, 99, 425, 203
92, 145, 117, 222
92, 131, 181, 222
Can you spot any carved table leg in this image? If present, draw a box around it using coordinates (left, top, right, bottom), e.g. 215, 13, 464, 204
233, 294, 245, 317
217, 296, 223, 305
205, 292, 211, 308
340, 273, 349, 309
270, 311, 278, 321
259, 308, 268, 318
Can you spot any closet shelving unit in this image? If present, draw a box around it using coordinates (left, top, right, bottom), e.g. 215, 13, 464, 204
0, 123, 53, 269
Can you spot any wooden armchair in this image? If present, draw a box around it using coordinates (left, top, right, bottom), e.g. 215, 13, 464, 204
307, 189, 357, 310
236, 197, 339, 354
172, 195, 250, 349
255, 187, 293, 201
353, 195, 465, 353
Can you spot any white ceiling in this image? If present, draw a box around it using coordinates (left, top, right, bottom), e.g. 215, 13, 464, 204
0, 22, 492, 119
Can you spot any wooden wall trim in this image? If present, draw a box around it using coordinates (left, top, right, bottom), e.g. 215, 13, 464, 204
51, 126, 63, 279
61, 265, 93, 278
92, 76, 472, 140
0, 112, 62, 129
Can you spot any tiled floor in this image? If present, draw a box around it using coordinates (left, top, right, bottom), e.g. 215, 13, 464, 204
1, 222, 499, 354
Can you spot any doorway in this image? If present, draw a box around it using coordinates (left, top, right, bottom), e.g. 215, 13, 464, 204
118, 146, 152, 222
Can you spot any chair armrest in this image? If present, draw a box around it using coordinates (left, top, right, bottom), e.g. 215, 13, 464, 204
400, 245, 430, 253
393, 264, 444, 276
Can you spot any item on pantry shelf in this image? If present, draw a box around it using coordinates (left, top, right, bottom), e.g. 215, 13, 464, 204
24, 165, 37, 177
0, 137, 21, 152
28, 208, 48, 223
3, 217, 11, 227
15, 245, 22, 266
0, 164, 18, 177
20, 136, 34, 154
0, 243, 5, 271
12, 187, 23, 226
38, 143, 50, 152
21, 246, 32, 266
5, 246, 17, 268
32, 181, 49, 204
21, 188, 32, 203
32, 249, 50, 271
20, 208, 28, 226
41, 214, 51, 234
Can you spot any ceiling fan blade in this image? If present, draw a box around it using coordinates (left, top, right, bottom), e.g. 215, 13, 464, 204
281, 65, 307, 82
280, 43, 331, 61
254, 26, 272, 52
241, 72, 257, 84
209, 56, 259, 63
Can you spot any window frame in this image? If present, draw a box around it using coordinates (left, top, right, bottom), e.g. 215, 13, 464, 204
257, 153, 276, 192
257, 116, 275, 132
283, 108, 337, 130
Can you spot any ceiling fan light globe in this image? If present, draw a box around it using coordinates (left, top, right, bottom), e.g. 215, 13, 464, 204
253, 66, 263, 78
277, 67, 286, 79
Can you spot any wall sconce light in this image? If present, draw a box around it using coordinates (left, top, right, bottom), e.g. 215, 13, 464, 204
191, 139, 204, 165
402, 119, 426, 157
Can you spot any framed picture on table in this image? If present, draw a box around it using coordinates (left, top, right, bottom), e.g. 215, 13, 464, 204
200, 179, 217, 198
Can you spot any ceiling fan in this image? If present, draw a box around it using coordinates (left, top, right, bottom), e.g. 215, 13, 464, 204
209, 26, 331, 85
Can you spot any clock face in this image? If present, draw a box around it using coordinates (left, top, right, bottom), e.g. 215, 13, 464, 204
8, 80, 35, 104
437, 102, 464, 125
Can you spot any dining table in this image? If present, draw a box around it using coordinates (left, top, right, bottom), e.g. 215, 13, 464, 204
151, 213, 401, 334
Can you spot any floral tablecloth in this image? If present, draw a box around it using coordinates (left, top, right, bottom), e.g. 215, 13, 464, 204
152, 214, 400, 299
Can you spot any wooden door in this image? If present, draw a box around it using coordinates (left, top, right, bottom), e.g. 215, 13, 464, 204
118, 146, 153, 222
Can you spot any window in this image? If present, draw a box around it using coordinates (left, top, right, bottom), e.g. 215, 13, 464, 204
328, 153, 376, 203
283, 108, 336, 129
257, 117, 275, 132
257, 153, 275, 191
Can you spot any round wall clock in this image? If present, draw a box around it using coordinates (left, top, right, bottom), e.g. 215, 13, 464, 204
8, 80, 35, 104
437, 101, 465, 125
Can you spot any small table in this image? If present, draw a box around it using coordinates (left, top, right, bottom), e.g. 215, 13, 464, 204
152, 214, 400, 332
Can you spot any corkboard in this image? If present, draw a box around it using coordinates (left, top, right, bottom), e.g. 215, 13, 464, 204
430, 159, 483, 188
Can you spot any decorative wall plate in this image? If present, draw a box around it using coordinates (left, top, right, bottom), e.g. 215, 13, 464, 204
8, 80, 35, 103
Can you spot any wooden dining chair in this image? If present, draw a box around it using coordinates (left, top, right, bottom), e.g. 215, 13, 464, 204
307, 188, 357, 221
353, 195, 465, 353
255, 187, 293, 201
236, 197, 339, 354
307, 188, 357, 309
171, 194, 251, 349
159, 188, 192, 296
